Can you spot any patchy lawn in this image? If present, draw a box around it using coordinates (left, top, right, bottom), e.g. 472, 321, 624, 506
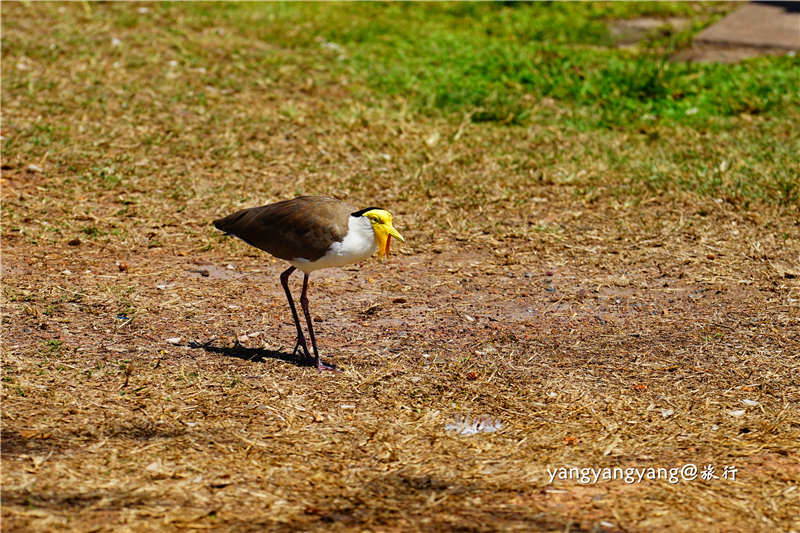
2, 2, 799, 532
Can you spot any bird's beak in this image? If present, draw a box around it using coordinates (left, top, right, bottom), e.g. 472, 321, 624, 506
377, 223, 404, 260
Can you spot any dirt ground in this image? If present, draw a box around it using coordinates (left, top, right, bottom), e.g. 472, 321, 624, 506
3, 178, 799, 531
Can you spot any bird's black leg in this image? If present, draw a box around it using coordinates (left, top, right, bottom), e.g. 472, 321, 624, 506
280, 266, 311, 360
300, 273, 339, 372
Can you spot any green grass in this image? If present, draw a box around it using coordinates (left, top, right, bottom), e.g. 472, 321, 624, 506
2, 1, 798, 211
215, 2, 799, 128
8, 3, 798, 131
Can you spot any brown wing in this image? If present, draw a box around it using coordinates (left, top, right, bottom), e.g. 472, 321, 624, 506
213, 196, 355, 261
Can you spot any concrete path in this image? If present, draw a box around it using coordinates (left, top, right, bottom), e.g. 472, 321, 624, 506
677, 2, 799, 62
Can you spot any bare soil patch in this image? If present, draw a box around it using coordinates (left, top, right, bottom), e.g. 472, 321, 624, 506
3, 190, 799, 531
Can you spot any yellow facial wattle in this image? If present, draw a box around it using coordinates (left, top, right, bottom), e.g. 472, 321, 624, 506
363, 209, 404, 260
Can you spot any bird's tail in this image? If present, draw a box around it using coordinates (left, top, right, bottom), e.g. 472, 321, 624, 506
213, 210, 247, 234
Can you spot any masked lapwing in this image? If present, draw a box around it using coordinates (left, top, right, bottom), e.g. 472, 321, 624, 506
213, 196, 404, 371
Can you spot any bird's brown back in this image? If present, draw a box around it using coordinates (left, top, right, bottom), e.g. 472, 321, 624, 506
213, 196, 356, 261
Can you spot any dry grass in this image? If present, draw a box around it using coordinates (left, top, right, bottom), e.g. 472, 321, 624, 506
2, 3, 800, 532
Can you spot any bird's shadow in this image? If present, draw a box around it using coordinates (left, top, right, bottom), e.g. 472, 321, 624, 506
186, 338, 320, 369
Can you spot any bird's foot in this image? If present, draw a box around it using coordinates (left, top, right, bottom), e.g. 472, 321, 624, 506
292, 337, 312, 359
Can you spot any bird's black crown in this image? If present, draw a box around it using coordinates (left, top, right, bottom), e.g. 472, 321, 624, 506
350, 207, 382, 218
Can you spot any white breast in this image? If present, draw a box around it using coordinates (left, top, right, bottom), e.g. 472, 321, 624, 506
290, 216, 376, 273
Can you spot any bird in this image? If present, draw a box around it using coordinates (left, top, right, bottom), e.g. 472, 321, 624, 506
213, 196, 404, 371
